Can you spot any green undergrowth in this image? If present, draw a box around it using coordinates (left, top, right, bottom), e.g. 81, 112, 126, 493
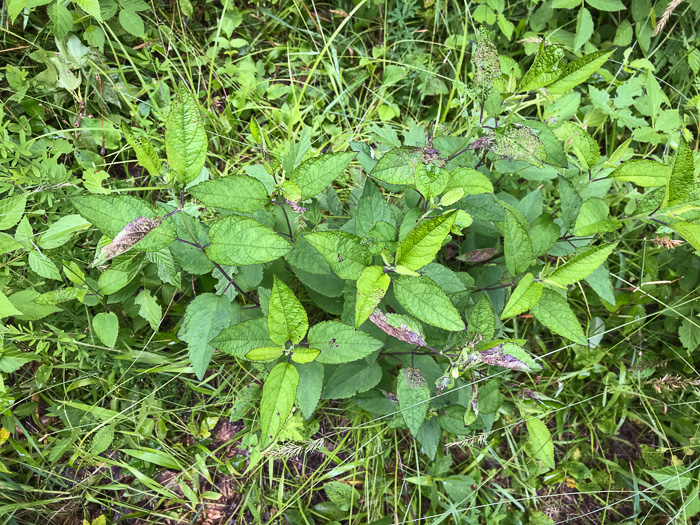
1, 1, 700, 524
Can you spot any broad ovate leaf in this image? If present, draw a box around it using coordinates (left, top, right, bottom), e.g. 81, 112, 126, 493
397, 367, 430, 437
501, 273, 543, 319
396, 211, 456, 272
212, 318, 274, 358
504, 208, 533, 276
180, 293, 237, 380
305, 231, 371, 280
547, 49, 615, 94
393, 275, 465, 331
611, 160, 672, 187
261, 363, 299, 447
355, 266, 391, 329
517, 41, 564, 92
574, 198, 622, 236
72, 195, 176, 251
206, 215, 291, 266
492, 124, 546, 168
290, 152, 356, 200
370, 147, 426, 186
309, 321, 384, 364
189, 175, 269, 213
531, 289, 587, 345
268, 275, 308, 346
548, 243, 619, 287
92, 312, 119, 348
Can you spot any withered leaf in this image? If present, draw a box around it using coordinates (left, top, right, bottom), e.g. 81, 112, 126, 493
91, 216, 161, 267
369, 308, 428, 348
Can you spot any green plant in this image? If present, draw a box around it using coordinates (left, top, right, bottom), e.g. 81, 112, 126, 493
20, 28, 687, 468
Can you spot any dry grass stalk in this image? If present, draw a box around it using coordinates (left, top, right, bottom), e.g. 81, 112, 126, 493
651, 374, 700, 393
654, 0, 683, 36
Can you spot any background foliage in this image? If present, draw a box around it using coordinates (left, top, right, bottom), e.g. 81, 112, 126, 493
1, 0, 700, 524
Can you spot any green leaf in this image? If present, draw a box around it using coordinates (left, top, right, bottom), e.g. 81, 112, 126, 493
0, 194, 26, 231
8, 290, 59, 320
669, 139, 694, 206
39, 215, 91, 249
72, 195, 176, 251
246, 346, 284, 362
92, 312, 119, 348
290, 152, 356, 200
268, 275, 308, 345
472, 27, 501, 94
206, 215, 291, 266
294, 362, 324, 419
574, 198, 622, 236
446, 168, 494, 195
517, 42, 564, 92
646, 466, 692, 491
478, 341, 544, 372
309, 321, 383, 364
180, 294, 237, 380
121, 447, 182, 470
396, 211, 456, 272
35, 287, 86, 305
397, 367, 430, 437
305, 231, 372, 280
290, 347, 320, 364
574, 7, 593, 51
28, 251, 62, 280
611, 160, 672, 187
355, 266, 391, 328
585, 0, 625, 11
585, 263, 616, 304
322, 361, 382, 399
493, 124, 546, 168
48, 1, 73, 40
559, 122, 600, 169
90, 424, 114, 456
526, 418, 555, 469
260, 363, 299, 447
0, 290, 23, 318
165, 88, 207, 185
501, 273, 543, 318
393, 275, 465, 331
530, 214, 561, 257
134, 289, 161, 331
370, 147, 428, 186
189, 175, 269, 213
0, 233, 21, 254
671, 222, 700, 251
119, 9, 144, 36
478, 379, 503, 413
531, 289, 587, 345
212, 318, 274, 358
121, 123, 162, 177
415, 164, 449, 200
550, 243, 619, 287
547, 49, 615, 94
504, 208, 533, 276
75, 0, 102, 21
467, 294, 495, 340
